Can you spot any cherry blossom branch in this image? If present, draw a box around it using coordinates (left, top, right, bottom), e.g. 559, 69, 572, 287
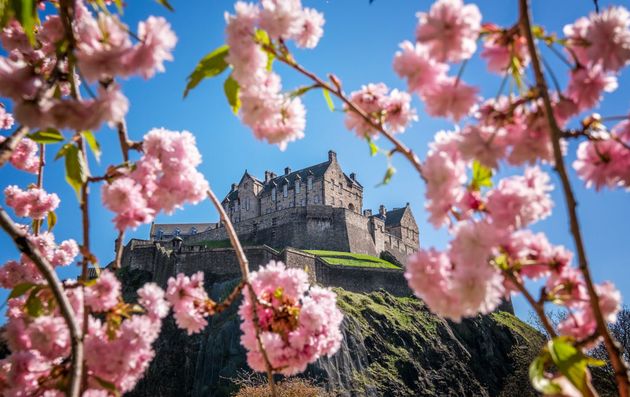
113, 230, 124, 270
117, 121, 131, 163
263, 44, 425, 180
206, 188, 277, 397
519, 0, 630, 393
0, 125, 29, 168
33, 144, 46, 236
0, 206, 83, 397
504, 271, 557, 337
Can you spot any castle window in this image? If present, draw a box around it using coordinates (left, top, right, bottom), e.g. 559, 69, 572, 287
331, 197, 335, 205
307, 177, 313, 190
156, 229, 164, 240
314, 195, 320, 204
339, 200, 343, 207
330, 182, 334, 192
174, 228, 181, 237
295, 180, 301, 193
272, 218, 277, 227
272, 187, 277, 201
191, 227, 197, 235
283, 184, 288, 197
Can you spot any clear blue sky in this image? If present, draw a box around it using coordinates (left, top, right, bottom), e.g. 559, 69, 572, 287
1, 0, 628, 321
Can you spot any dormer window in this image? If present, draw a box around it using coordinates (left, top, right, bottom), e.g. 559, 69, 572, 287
174, 228, 181, 237
156, 229, 164, 240
191, 227, 197, 235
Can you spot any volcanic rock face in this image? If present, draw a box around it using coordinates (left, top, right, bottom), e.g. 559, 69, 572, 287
121, 267, 544, 397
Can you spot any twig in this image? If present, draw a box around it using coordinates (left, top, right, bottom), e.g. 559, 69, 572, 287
117, 121, 131, 163
0, 206, 83, 397
0, 126, 29, 168
519, 0, 630, 393
33, 144, 46, 236
113, 230, 124, 270
505, 271, 557, 337
262, 44, 425, 181
206, 188, 278, 397
214, 281, 246, 313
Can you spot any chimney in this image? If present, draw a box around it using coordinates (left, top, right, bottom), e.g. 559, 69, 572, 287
231, 183, 237, 191
350, 172, 356, 181
363, 209, 373, 217
406, 202, 410, 207
328, 150, 337, 162
284, 167, 291, 175
270, 172, 277, 179
379, 204, 386, 216
264, 171, 272, 183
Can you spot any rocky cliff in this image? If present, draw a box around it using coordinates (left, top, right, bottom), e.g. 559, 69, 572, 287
120, 267, 546, 397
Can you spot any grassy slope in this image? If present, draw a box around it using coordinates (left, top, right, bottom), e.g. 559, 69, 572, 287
304, 250, 400, 269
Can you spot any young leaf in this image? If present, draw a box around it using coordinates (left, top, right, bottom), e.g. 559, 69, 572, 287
25, 291, 44, 317
184, 45, 230, 98
155, 0, 174, 11
470, 160, 493, 191
377, 166, 396, 186
82, 130, 101, 162
11, 0, 37, 46
529, 352, 562, 394
28, 128, 64, 144
54, 143, 73, 160
64, 144, 89, 199
366, 137, 379, 157
322, 88, 335, 111
47, 210, 57, 232
548, 337, 591, 395
8, 282, 36, 299
223, 75, 241, 115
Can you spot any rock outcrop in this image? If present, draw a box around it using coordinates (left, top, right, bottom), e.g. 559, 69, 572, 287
120, 267, 545, 397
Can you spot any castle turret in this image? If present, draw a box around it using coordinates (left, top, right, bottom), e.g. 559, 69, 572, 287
379, 204, 387, 217
285, 167, 291, 175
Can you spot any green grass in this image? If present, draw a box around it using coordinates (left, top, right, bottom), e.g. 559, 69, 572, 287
303, 250, 400, 269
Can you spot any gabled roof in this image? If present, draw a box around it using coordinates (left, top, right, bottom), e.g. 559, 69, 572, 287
383, 207, 407, 227
260, 160, 331, 193
150, 223, 216, 236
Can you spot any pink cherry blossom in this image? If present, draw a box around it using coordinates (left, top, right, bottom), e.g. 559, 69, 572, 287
585, 6, 630, 71
84, 270, 121, 312
26, 315, 70, 359
415, 0, 481, 62
138, 283, 171, 320
259, 0, 303, 40
225, 2, 266, 86
503, 230, 572, 280
596, 281, 622, 323
546, 267, 589, 308
563, 16, 591, 66
448, 220, 502, 269
0, 58, 42, 101
239, 261, 342, 375
393, 41, 448, 94
0, 135, 40, 173
126, 16, 177, 79
405, 248, 456, 316
4, 185, 59, 220
573, 134, 630, 190
566, 65, 617, 111
0, 105, 14, 129
383, 89, 418, 133
293, 8, 325, 49
421, 77, 478, 122
166, 272, 210, 335
457, 124, 507, 169
481, 33, 530, 74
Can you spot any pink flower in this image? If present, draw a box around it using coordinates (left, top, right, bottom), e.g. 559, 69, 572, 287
585, 6, 630, 72
457, 124, 507, 169
259, 0, 303, 40
486, 167, 553, 229
0, 136, 40, 173
421, 78, 478, 122
566, 66, 617, 111
546, 267, 588, 308
0, 58, 42, 100
138, 283, 170, 320
125, 16, 177, 79
573, 137, 630, 190
239, 261, 342, 375
503, 230, 572, 280
415, 0, 481, 62
84, 270, 121, 312
448, 220, 502, 269
481, 33, 529, 74
293, 8, 325, 49
344, 83, 390, 137
166, 272, 210, 335
0, 105, 14, 129
26, 316, 70, 359
4, 185, 59, 220
563, 16, 591, 66
405, 248, 457, 316
557, 309, 596, 341
225, 2, 266, 86
393, 41, 448, 94
383, 89, 417, 133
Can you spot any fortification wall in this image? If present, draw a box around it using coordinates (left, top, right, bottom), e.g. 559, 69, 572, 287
313, 260, 411, 296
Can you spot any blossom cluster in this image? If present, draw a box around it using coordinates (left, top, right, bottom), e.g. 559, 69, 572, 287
239, 261, 343, 375
0, 232, 78, 289
4, 185, 59, 220
102, 128, 209, 230
0, 0, 176, 132
0, 135, 40, 173
224, 0, 325, 149
165, 271, 212, 334
344, 83, 417, 137
0, 269, 171, 395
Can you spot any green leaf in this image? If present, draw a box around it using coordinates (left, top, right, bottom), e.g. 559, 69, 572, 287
94, 376, 118, 394
8, 282, 36, 299
11, 0, 37, 46
529, 352, 562, 394
470, 160, 493, 191
82, 130, 101, 162
47, 211, 57, 232
54, 143, 72, 160
289, 84, 318, 98
254, 30, 275, 71
366, 137, 378, 157
183, 45, 230, 98
64, 145, 89, 199
548, 337, 591, 395
322, 88, 334, 112
155, 0, 174, 11
25, 291, 44, 317
223, 75, 241, 115
377, 166, 396, 186
28, 128, 64, 144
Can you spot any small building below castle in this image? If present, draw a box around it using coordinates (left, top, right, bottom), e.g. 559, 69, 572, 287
150, 150, 419, 264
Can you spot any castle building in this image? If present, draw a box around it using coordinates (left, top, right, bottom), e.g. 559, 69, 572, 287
150, 150, 419, 264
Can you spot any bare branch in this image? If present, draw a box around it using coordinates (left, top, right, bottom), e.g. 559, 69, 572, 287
519, 0, 630, 393
0, 206, 83, 397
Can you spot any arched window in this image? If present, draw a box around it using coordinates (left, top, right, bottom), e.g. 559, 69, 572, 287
348, 203, 355, 212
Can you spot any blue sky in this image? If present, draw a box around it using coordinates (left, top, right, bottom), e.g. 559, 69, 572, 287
1, 0, 629, 321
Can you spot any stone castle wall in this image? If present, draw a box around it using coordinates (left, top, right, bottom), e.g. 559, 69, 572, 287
121, 239, 411, 297
185, 205, 415, 263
